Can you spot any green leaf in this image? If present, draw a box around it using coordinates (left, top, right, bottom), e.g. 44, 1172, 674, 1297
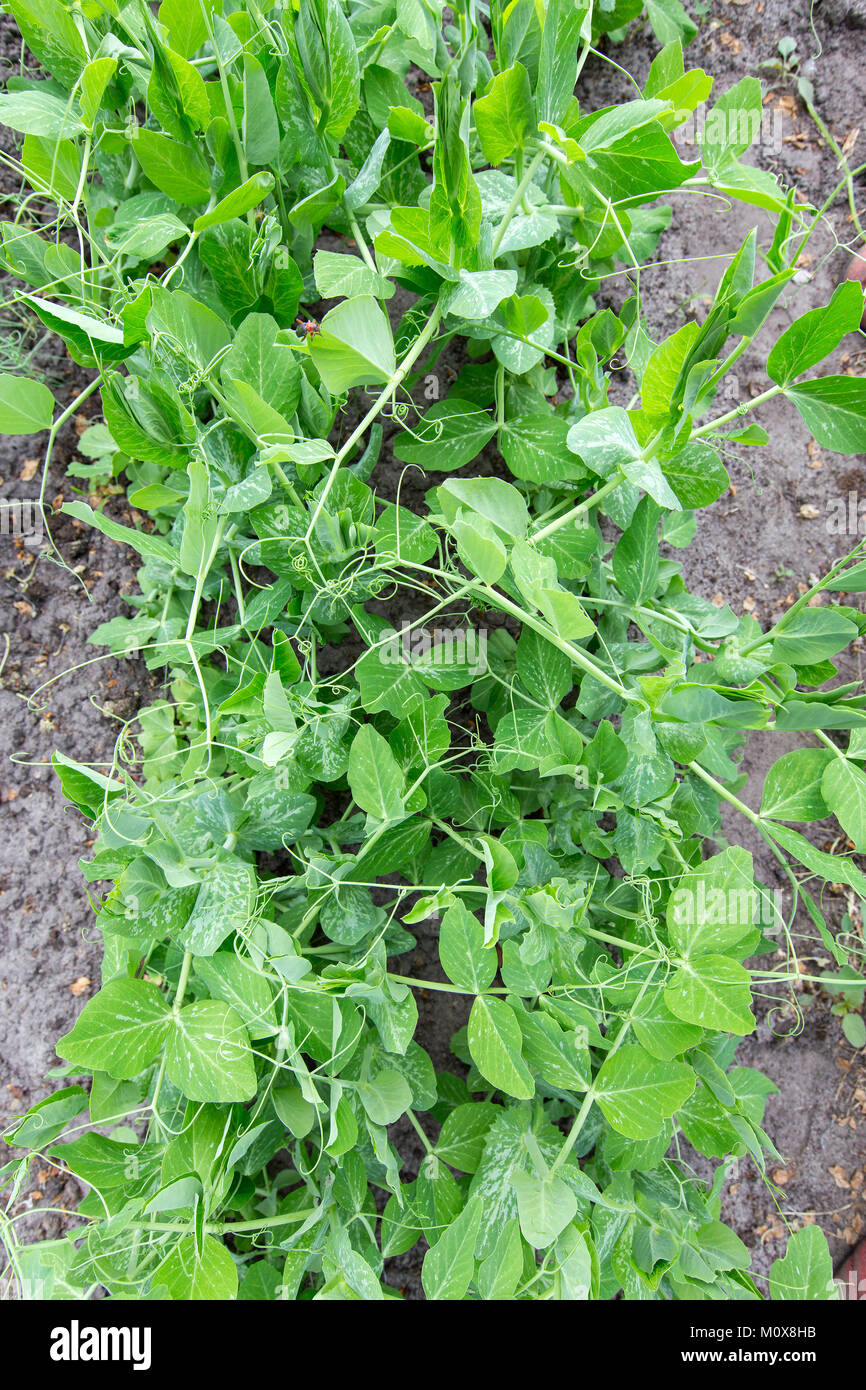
0, 89, 83, 138
768, 1226, 836, 1300
347, 725, 406, 820
430, 81, 481, 262
595, 1045, 695, 1139
421, 1195, 483, 1299
5, 1085, 88, 1149
612, 495, 660, 604
467, 996, 534, 1099
567, 407, 680, 508
158, 0, 216, 59
373, 503, 437, 565
511, 1169, 577, 1249
768, 281, 864, 385
5, 0, 88, 88
769, 607, 859, 665
195, 951, 277, 1045
474, 63, 533, 166
664, 955, 755, 1035
52, 1133, 159, 1191
165, 1001, 256, 1102
441, 269, 518, 321
309, 295, 395, 393
106, 210, 189, 262
21, 133, 80, 200
515, 1007, 591, 1090
701, 77, 762, 170
356, 1069, 413, 1125
394, 399, 497, 472
438, 902, 497, 992
784, 376, 866, 455
438, 477, 529, 540
767, 821, 866, 898
26, 295, 127, 360
193, 173, 275, 231
499, 413, 587, 485
272, 1081, 316, 1138
221, 313, 301, 419
242, 54, 280, 165
645, 0, 697, 44
154, 1234, 238, 1300
666, 847, 757, 960
537, 0, 589, 126
452, 512, 507, 583
660, 442, 730, 509
516, 627, 572, 708
345, 127, 391, 211
357, 644, 426, 718
638, 321, 699, 422
435, 1101, 500, 1173
821, 757, 866, 850
57, 980, 170, 1079
493, 292, 554, 373
564, 107, 699, 206
467, 1107, 565, 1259
509, 540, 596, 640
176, 860, 255, 957
131, 128, 211, 204
760, 748, 832, 821
0, 374, 54, 434
179, 456, 218, 579
62, 500, 177, 567
631, 990, 702, 1060
313, 250, 393, 300
476, 1219, 525, 1299
53, 752, 122, 820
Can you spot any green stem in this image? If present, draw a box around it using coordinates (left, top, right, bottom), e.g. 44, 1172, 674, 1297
473, 582, 639, 705
692, 383, 783, 438
687, 761, 761, 827
800, 90, 865, 242
389, 973, 509, 996
305, 306, 442, 539
532, 476, 621, 542
141, 1209, 319, 1235
406, 1109, 434, 1154
492, 147, 546, 256
550, 963, 659, 1175
737, 540, 866, 657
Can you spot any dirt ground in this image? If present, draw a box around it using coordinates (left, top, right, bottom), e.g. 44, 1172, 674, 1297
1, 0, 865, 1296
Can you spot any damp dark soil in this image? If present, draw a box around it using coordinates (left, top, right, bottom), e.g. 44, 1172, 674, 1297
1, 0, 865, 1298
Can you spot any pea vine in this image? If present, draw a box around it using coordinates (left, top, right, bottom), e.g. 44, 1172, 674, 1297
1, 0, 865, 1301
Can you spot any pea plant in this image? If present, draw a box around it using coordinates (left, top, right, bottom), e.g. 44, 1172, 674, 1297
2, 0, 866, 1302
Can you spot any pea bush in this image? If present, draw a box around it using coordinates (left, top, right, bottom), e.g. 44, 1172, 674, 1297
1, 0, 865, 1302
